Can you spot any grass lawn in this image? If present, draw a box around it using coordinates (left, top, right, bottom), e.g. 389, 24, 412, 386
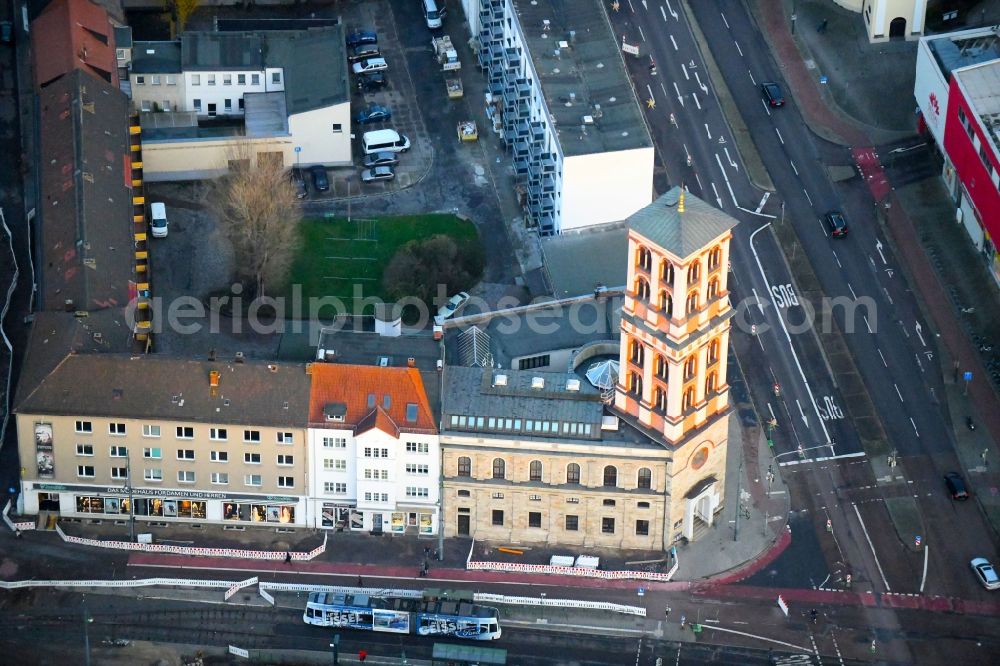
285, 213, 479, 314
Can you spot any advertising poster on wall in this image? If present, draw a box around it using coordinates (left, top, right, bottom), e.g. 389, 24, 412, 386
34, 423, 54, 478
419, 513, 434, 535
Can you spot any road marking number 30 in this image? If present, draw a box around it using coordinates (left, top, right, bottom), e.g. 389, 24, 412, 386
770, 284, 799, 308
816, 396, 844, 420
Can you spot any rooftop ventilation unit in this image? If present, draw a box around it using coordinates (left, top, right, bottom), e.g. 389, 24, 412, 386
566, 378, 581, 391
531, 376, 545, 389
494, 373, 508, 386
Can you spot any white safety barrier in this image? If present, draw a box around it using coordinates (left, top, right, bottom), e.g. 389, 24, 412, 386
468, 559, 675, 582
258, 586, 275, 606
53, 524, 327, 560
473, 592, 645, 617
260, 582, 423, 599
0, 577, 239, 590
225, 577, 259, 601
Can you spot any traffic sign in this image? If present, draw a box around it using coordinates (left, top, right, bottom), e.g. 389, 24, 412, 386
637, 587, 645, 597
915, 535, 921, 547
777, 595, 789, 617
964, 371, 973, 382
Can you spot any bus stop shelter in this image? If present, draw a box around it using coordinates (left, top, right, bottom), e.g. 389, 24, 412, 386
431, 642, 507, 665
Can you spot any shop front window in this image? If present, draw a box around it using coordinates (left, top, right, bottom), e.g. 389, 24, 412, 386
222, 502, 295, 523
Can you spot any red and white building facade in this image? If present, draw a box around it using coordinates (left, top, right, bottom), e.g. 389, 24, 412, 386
915, 27, 1000, 283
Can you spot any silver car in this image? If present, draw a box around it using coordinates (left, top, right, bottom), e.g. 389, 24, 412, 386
361, 165, 395, 183
364, 151, 400, 168
972, 558, 1000, 590
352, 57, 388, 75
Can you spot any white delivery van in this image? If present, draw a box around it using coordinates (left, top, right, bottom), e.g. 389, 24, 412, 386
362, 129, 411, 155
423, 0, 445, 29
150, 202, 169, 238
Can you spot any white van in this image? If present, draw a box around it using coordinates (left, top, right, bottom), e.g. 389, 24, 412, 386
150, 202, 168, 238
362, 129, 411, 155
422, 0, 445, 29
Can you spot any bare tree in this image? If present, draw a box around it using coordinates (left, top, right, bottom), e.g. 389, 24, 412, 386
173, 0, 201, 34
214, 143, 299, 299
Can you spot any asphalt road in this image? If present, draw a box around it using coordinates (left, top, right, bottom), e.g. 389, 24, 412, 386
607, 0, 999, 621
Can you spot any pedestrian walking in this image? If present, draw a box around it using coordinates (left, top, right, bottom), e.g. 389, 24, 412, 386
809, 608, 818, 624
680, 615, 686, 629
357, 575, 364, 587
664, 606, 671, 619
817, 19, 828, 33
285, 552, 292, 564
358, 649, 368, 662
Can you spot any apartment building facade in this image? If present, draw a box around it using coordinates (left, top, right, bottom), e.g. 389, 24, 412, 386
465, 0, 654, 235
16, 354, 311, 527
307, 363, 441, 534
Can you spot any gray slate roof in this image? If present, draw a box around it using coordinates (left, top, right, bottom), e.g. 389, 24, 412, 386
130, 41, 182, 73
182, 32, 265, 70
17, 353, 312, 427
443, 366, 604, 425
541, 222, 629, 298
37, 69, 135, 313
113, 25, 132, 48
265, 26, 349, 115
513, 0, 651, 157
627, 187, 739, 260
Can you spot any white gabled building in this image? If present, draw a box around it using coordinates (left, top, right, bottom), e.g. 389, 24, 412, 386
306, 363, 441, 535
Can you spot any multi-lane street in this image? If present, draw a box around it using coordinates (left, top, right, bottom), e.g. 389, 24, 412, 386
606, 0, 1000, 633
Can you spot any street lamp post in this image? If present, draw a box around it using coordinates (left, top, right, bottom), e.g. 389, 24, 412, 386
82, 605, 93, 666
330, 634, 340, 666
540, 592, 547, 622
125, 450, 136, 542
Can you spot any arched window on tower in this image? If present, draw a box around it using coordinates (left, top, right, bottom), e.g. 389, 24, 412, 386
629, 338, 644, 365
653, 386, 666, 412
684, 356, 696, 380
628, 372, 643, 397
708, 246, 722, 271
529, 459, 543, 481
658, 290, 672, 315
687, 262, 701, 285
636, 246, 652, 271
635, 277, 650, 301
660, 259, 674, 284
708, 338, 720, 364
637, 467, 652, 489
603, 465, 618, 487
707, 277, 720, 301
566, 463, 581, 484
706, 372, 718, 395
683, 387, 695, 411
654, 354, 667, 379
686, 291, 699, 314
492, 457, 506, 479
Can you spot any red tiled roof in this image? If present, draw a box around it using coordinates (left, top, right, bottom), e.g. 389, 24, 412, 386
32, 0, 118, 89
308, 364, 437, 434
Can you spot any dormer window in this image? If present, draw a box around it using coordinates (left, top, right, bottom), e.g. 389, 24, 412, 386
367, 394, 376, 408
405, 403, 418, 422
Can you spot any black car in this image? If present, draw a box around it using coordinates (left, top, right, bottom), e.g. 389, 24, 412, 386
356, 71, 387, 93
945, 472, 969, 500
348, 44, 381, 63
308, 165, 329, 192
824, 211, 848, 238
290, 169, 308, 199
346, 30, 377, 48
761, 82, 785, 107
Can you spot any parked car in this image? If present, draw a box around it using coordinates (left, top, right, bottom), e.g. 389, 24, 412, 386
355, 104, 392, 125
761, 82, 785, 107
363, 151, 400, 168
434, 292, 470, 325
944, 472, 969, 500
346, 30, 377, 48
290, 169, 308, 199
356, 72, 387, 93
308, 165, 330, 192
971, 558, 1000, 590
150, 201, 169, 238
361, 166, 395, 183
824, 211, 848, 238
348, 44, 381, 63
352, 57, 388, 75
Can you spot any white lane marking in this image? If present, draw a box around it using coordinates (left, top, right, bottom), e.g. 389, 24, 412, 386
749, 223, 831, 442
878, 349, 887, 367
755, 192, 770, 213
660, 80, 668, 97
775, 127, 785, 144
694, 71, 708, 94
638, 25, 646, 42
693, 92, 701, 110
711, 182, 723, 208
749, 69, 757, 85
735, 40, 743, 57
696, 625, 812, 653
790, 160, 798, 175
725, 147, 737, 170
911, 418, 919, 437
673, 81, 684, 106
779, 451, 866, 466
705, 123, 712, 140
883, 287, 893, 305
803, 189, 813, 206
920, 545, 929, 594
915, 322, 926, 346
695, 172, 703, 190
670, 34, 678, 50
894, 384, 903, 402
875, 239, 887, 264
853, 502, 891, 592
751, 288, 764, 314
661, 6, 668, 22
681, 63, 689, 80
646, 83, 655, 100
847, 283, 857, 300
863, 315, 873, 334
665, 0, 678, 20
721, 11, 730, 29
831, 250, 842, 268
628, 0, 636, 13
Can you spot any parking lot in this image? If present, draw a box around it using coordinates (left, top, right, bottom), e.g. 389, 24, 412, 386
139, 0, 539, 359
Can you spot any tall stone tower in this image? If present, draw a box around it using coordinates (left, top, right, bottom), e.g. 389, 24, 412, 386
614, 187, 738, 544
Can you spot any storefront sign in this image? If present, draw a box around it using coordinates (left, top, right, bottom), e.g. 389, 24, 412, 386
31, 482, 296, 503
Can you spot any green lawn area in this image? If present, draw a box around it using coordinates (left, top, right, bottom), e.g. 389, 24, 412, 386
285, 213, 480, 315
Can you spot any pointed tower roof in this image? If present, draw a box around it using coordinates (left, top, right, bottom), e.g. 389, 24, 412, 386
626, 187, 739, 260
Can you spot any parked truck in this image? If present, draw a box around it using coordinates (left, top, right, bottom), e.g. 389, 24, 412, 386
432, 35, 461, 71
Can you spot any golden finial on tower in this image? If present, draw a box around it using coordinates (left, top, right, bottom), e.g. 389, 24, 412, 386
678, 190, 685, 213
